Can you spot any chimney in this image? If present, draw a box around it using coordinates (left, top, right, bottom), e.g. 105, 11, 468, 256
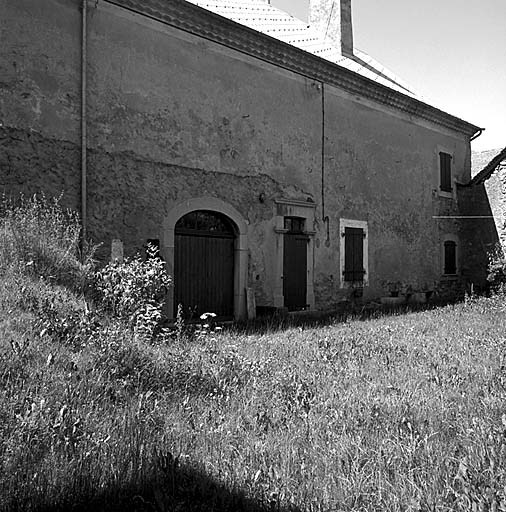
309, 0, 354, 56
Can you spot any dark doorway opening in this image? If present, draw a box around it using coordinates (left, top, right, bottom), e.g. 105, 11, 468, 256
174, 210, 236, 320
283, 216, 308, 311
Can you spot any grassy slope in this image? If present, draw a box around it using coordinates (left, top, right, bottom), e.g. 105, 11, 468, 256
2, 272, 506, 510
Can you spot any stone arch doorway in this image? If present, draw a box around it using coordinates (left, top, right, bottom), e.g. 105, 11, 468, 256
174, 210, 236, 319
162, 198, 248, 321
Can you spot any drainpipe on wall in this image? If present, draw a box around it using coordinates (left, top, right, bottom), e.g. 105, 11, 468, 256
81, 0, 88, 251
321, 81, 330, 245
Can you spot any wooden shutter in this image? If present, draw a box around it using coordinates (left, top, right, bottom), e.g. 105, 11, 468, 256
440, 152, 452, 192
344, 227, 365, 282
444, 241, 457, 275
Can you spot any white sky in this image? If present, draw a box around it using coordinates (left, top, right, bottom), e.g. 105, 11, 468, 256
272, 0, 505, 151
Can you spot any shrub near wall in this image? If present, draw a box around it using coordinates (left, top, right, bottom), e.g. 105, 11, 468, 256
488, 243, 506, 291
94, 246, 171, 340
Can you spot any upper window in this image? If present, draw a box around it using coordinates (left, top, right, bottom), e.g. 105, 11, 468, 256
439, 152, 453, 193
340, 219, 368, 287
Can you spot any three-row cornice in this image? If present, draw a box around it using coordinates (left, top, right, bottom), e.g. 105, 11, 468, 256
105, 0, 480, 137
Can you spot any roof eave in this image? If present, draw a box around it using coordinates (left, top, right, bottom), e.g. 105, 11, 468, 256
105, 0, 481, 137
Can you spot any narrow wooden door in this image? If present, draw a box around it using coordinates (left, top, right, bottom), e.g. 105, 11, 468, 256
283, 221, 308, 311
174, 211, 235, 320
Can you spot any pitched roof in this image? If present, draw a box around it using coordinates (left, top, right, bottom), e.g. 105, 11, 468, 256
471, 147, 506, 184
186, 0, 421, 98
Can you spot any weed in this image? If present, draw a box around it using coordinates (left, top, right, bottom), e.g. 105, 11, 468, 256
94, 244, 171, 340
0, 194, 94, 292
487, 243, 506, 292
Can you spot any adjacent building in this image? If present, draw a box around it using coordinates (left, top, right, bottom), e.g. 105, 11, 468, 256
472, 147, 506, 252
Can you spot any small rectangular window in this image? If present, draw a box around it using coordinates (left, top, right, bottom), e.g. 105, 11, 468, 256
284, 217, 305, 233
343, 227, 365, 282
440, 152, 452, 192
444, 240, 457, 275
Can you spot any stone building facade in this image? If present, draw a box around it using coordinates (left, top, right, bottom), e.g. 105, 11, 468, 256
0, 0, 491, 319
470, 148, 506, 260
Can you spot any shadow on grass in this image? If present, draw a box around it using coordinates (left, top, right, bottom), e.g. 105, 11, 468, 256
231, 299, 463, 336
5, 453, 300, 512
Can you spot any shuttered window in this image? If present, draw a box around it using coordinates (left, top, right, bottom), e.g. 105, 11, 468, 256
440, 152, 452, 192
444, 240, 457, 275
343, 227, 365, 282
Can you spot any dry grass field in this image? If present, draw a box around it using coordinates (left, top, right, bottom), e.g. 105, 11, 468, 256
1, 196, 506, 511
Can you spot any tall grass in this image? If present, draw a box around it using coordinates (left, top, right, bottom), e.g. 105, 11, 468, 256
1, 195, 506, 511
0, 194, 93, 291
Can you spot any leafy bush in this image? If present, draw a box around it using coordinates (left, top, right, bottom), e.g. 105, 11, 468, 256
487, 244, 506, 291
0, 194, 94, 292
94, 246, 171, 340
0, 194, 173, 344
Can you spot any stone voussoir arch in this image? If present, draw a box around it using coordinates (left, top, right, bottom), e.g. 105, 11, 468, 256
162, 197, 248, 321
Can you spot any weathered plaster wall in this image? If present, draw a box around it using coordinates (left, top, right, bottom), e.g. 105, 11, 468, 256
0, 0, 81, 213
0, 0, 478, 310
88, 4, 322, 185
0, 0, 81, 143
0, 127, 81, 211
315, 85, 470, 305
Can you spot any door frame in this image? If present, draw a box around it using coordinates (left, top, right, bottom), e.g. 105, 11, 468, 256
273, 199, 316, 311
162, 197, 248, 321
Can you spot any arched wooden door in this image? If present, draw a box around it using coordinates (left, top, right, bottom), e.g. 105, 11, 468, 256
174, 210, 236, 320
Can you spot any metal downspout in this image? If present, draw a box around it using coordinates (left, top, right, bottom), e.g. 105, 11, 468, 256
81, 0, 87, 250
321, 82, 330, 244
